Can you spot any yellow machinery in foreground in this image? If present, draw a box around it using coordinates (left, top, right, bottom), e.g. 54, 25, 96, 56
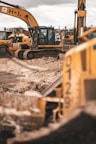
0, 0, 64, 59
0, 27, 96, 144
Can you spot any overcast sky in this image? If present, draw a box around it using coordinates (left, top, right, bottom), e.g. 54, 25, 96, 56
0, 0, 96, 30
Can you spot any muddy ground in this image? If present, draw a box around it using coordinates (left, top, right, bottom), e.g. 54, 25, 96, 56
0, 56, 64, 95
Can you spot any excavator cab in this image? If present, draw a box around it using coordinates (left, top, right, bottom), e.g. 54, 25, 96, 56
30, 26, 59, 47
38, 27, 55, 45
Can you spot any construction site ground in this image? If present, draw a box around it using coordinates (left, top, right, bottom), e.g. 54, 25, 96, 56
0, 56, 63, 95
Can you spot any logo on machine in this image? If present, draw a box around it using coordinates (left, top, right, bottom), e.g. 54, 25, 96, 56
2, 7, 7, 13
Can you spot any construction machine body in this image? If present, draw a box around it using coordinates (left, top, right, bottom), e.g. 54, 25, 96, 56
8, 32, 32, 58
0, 28, 32, 58
61, 37, 96, 117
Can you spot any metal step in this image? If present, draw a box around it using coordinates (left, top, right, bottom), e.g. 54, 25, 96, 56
41, 75, 62, 96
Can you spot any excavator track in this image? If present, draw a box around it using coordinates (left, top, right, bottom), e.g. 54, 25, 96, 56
23, 48, 64, 60
15, 49, 25, 59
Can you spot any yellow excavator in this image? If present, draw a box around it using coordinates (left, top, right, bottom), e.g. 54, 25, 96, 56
8, 28, 32, 57
0, 0, 64, 59
0, 28, 32, 57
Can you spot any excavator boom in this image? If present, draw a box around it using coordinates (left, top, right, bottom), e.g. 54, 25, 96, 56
0, 1, 38, 27
74, 0, 86, 44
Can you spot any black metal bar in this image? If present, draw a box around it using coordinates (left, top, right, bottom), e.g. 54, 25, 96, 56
0, 0, 19, 8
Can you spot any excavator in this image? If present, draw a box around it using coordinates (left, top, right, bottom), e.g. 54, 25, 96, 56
8, 27, 32, 57
0, 0, 64, 59
1, 0, 96, 143
0, 27, 32, 57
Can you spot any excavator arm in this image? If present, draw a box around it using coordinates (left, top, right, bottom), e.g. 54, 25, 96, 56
0, 0, 39, 28
74, 0, 86, 44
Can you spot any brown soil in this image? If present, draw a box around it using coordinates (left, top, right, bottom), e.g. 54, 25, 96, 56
0, 56, 64, 95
